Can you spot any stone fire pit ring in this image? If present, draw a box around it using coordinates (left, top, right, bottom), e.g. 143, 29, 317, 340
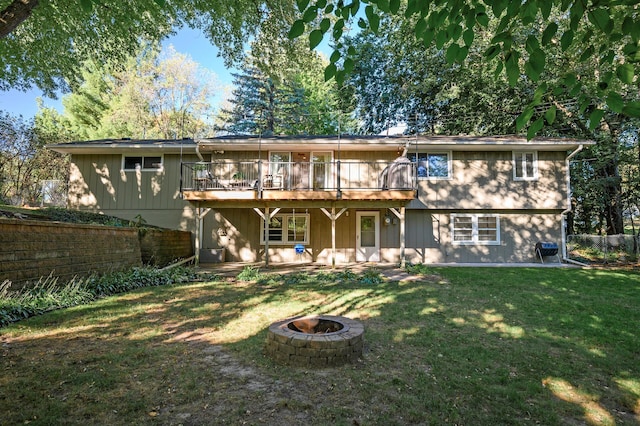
265, 315, 364, 367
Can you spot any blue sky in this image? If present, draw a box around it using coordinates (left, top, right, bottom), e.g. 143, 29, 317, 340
0, 27, 238, 120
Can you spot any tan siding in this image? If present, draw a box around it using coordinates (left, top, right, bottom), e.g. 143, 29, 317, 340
415, 151, 566, 210
68, 153, 198, 230
206, 208, 361, 263
339, 151, 397, 161
403, 211, 562, 264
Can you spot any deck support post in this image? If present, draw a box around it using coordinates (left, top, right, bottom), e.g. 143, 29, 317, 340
320, 206, 347, 268
265, 207, 269, 267
389, 207, 406, 268
195, 204, 200, 266
253, 207, 280, 267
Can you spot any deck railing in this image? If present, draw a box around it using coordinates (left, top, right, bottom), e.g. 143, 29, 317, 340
181, 160, 417, 192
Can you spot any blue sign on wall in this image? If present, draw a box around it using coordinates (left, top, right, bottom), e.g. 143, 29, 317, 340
294, 244, 305, 254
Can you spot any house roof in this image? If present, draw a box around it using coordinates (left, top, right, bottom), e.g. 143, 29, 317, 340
48, 135, 594, 155
197, 135, 594, 152
47, 138, 198, 154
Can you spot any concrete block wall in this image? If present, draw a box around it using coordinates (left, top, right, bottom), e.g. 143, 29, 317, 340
0, 219, 193, 289
139, 228, 193, 266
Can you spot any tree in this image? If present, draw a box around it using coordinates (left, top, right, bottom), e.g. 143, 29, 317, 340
341, 15, 538, 134
0, 111, 68, 205
0, 0, 297, 96
339, 11, 639, 235
61, 45, 217, 140
291, 0, 640, 137
219, 49, 350, 135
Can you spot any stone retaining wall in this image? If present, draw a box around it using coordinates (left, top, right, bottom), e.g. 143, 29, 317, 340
139, 228, 193, 266
0, 219, 193, 289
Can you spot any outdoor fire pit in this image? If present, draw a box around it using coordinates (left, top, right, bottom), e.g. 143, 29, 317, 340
265, 315, 364, 367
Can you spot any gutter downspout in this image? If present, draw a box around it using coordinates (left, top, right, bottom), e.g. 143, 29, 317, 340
561, 144, 583, 263
195, 141, 205, 162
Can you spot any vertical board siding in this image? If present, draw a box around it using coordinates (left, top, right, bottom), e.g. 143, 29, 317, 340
403, 211, 562, 263
69, 153, 197, 230
414, 151, 566, 210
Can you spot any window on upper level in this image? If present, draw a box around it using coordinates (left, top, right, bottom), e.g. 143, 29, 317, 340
513, 151, 538, 181
408, 152, 452, 179
123, 155, 163, 171
260, 213, 309, 245
451, 214, 500, 245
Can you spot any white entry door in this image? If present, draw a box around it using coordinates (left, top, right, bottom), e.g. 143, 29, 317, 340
356, 211, 380, 262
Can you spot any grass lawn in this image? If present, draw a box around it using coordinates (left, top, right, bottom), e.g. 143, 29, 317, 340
1, 267, 639, 425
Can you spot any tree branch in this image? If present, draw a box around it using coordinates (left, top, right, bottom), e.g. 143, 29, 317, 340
0, 0, 39, 39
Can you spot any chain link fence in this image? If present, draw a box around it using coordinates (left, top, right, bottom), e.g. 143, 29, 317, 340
567, 234, 640, 265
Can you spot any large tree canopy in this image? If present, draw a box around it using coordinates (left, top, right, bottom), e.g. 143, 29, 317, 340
56, 44, 218, 140
0, 0, 296, 96
291, 0, 640, 137
218, 46, 352, 135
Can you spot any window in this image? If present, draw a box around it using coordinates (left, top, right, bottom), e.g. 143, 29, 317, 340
409, 152, 451, 179
261, 213, 309, 244
451, 214, 500, 245
269, 151, 290, 175
123, 155, 163, 171
513, 151, 538, 180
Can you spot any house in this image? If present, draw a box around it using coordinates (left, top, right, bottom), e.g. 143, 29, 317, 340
49, 135, 593, 266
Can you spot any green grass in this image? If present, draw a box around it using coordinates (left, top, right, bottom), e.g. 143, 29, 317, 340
1, 267, 639, 425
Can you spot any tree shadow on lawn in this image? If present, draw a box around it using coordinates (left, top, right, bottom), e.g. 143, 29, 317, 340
1, 267, 639, 425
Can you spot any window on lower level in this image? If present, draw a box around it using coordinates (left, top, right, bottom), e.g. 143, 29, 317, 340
123, 155, 163, 171
451, 214, 500, 245
261, 213, 309, 244
513, 151, 538, 180
409, 152, 451, 179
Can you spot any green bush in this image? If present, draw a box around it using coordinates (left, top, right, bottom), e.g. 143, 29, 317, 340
237, 265, 263, 282
0, 266, 198, 328
358, 268, 384, 285
405, 263, 432, 275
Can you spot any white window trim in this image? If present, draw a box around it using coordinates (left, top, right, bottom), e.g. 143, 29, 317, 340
122, 154, 164, 171
260, 213, 310, 245
451, 214, 500, 246
411, 151, 452, 180
512, 151, 538, 181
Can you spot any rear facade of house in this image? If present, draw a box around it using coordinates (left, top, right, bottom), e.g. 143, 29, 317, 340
49, 135, 591, 265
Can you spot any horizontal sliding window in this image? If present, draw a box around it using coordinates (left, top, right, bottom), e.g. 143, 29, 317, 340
123, 155, 163, 171
408, 152, 451, 179
261, 213, 309, 245
451, 214, 500, 245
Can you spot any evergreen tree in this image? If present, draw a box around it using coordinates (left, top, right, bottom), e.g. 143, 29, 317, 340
220, 62, 340, 135
221, 66, 277, 135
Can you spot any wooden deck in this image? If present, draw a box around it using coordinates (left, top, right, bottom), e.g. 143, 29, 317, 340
181, 189, 416, 202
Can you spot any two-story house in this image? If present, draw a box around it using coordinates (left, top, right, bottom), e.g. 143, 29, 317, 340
49, 135, 592, 266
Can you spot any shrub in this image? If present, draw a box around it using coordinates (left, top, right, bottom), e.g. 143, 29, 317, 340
237, 265, 263, 282
0, 266, 198, 328
405, 263, 431, 275
358, 268, 384, 285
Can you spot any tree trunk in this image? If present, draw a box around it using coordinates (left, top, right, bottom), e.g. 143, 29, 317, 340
0, 0, 39, 38
599, 138, 624, 235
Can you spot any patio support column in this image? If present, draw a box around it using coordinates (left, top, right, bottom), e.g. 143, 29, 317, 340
320, 207, 347, 268
389, 207, 406, 268
253, 207, 280, 267
331, 207, 336, 268
194, 203, 201, 266
265, 207, 270, 267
